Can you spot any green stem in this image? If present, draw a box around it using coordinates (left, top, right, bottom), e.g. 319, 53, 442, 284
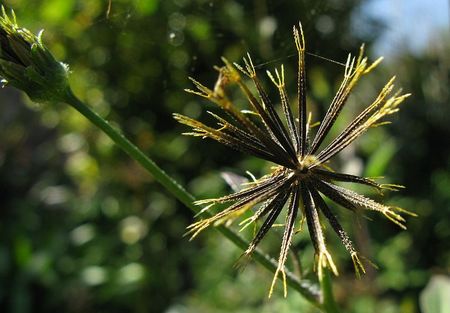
320, 268, 341, 313
64, 88, 321, 307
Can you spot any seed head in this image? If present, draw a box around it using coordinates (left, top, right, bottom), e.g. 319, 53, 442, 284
175, 22, 415, 297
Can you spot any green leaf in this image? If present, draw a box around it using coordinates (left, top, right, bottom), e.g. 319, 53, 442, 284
40, 0, 75, 24
420, 275, 450, 313
364, 139, 396, 177
134, 0, 158, 15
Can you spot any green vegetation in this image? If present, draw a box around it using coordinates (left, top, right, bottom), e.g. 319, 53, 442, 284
0, 1, 448, 312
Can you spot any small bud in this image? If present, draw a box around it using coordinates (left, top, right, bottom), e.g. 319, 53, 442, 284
0, 6, 69, 103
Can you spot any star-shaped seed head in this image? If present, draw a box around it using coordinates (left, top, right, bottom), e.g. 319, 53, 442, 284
175, 22, 415, 297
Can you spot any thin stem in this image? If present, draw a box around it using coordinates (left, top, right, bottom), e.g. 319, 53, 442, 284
63, 88, 321, 307
320, 268, 341, 313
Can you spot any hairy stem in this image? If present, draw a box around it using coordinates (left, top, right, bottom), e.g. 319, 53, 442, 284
63, 88, 322, 307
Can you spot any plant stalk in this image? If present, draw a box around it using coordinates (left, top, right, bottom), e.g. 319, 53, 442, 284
320, 268, 341, 313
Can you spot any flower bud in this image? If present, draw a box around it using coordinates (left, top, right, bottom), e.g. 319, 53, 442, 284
0, 6, 69, 103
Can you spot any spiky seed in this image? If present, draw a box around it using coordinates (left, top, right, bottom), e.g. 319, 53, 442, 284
175, 21, 413, 296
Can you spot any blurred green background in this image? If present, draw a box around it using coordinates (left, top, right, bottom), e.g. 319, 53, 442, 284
0, 0, 448, 312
